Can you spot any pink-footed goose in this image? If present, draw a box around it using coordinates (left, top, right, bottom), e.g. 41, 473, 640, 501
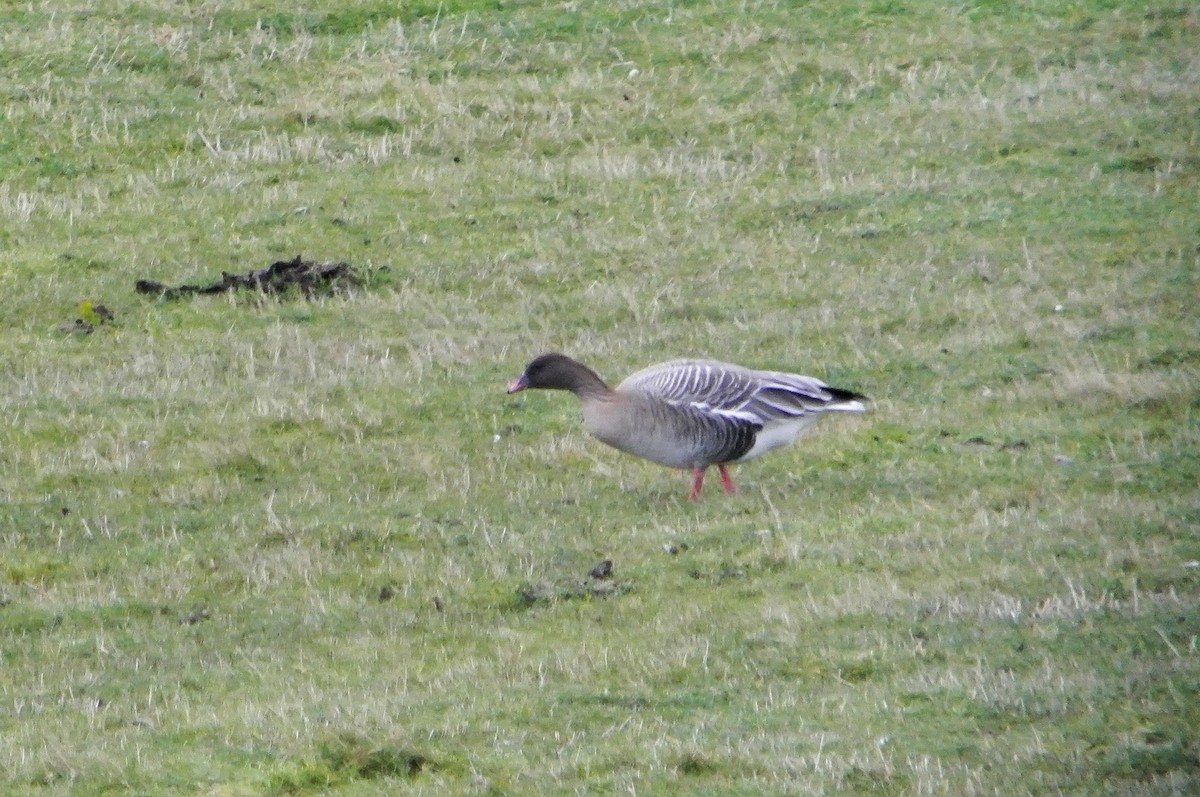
506, 353, 868, 500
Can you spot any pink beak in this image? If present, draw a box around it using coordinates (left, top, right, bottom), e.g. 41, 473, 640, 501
506, 376, 528, 394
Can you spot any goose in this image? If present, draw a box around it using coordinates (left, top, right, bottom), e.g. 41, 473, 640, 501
506, 352, 868, 500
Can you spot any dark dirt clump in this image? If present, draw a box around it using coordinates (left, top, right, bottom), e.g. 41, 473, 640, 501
136, 255, 360, 299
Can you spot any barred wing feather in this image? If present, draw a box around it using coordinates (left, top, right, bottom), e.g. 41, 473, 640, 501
618, 360, 862, 425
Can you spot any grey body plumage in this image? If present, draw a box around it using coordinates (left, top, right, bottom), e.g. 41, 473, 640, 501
507, 353, 867, 499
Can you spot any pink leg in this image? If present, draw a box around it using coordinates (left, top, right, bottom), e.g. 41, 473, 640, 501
688, 467, 706, 501
718, 464, 736, 494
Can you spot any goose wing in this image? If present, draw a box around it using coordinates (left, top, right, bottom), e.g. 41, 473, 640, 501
619, 359, 863, 425
618, 359, 760, 422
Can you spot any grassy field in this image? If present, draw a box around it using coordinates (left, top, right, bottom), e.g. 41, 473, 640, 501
2, 0, 1198, 794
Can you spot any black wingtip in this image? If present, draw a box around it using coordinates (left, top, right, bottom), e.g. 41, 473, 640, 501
827, 386, 869, 404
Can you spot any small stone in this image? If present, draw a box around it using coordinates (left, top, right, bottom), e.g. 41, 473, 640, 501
588, 559, 613, 580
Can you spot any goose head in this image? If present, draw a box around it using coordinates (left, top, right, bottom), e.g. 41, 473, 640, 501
507, 353, 608, 396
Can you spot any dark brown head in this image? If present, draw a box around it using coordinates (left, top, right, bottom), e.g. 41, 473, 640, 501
506, 353, 608, 396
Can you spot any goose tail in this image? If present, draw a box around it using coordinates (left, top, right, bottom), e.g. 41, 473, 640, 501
823, 386, 868, 413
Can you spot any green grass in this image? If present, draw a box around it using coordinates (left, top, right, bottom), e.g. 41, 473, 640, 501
2, 0, 1198, 794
